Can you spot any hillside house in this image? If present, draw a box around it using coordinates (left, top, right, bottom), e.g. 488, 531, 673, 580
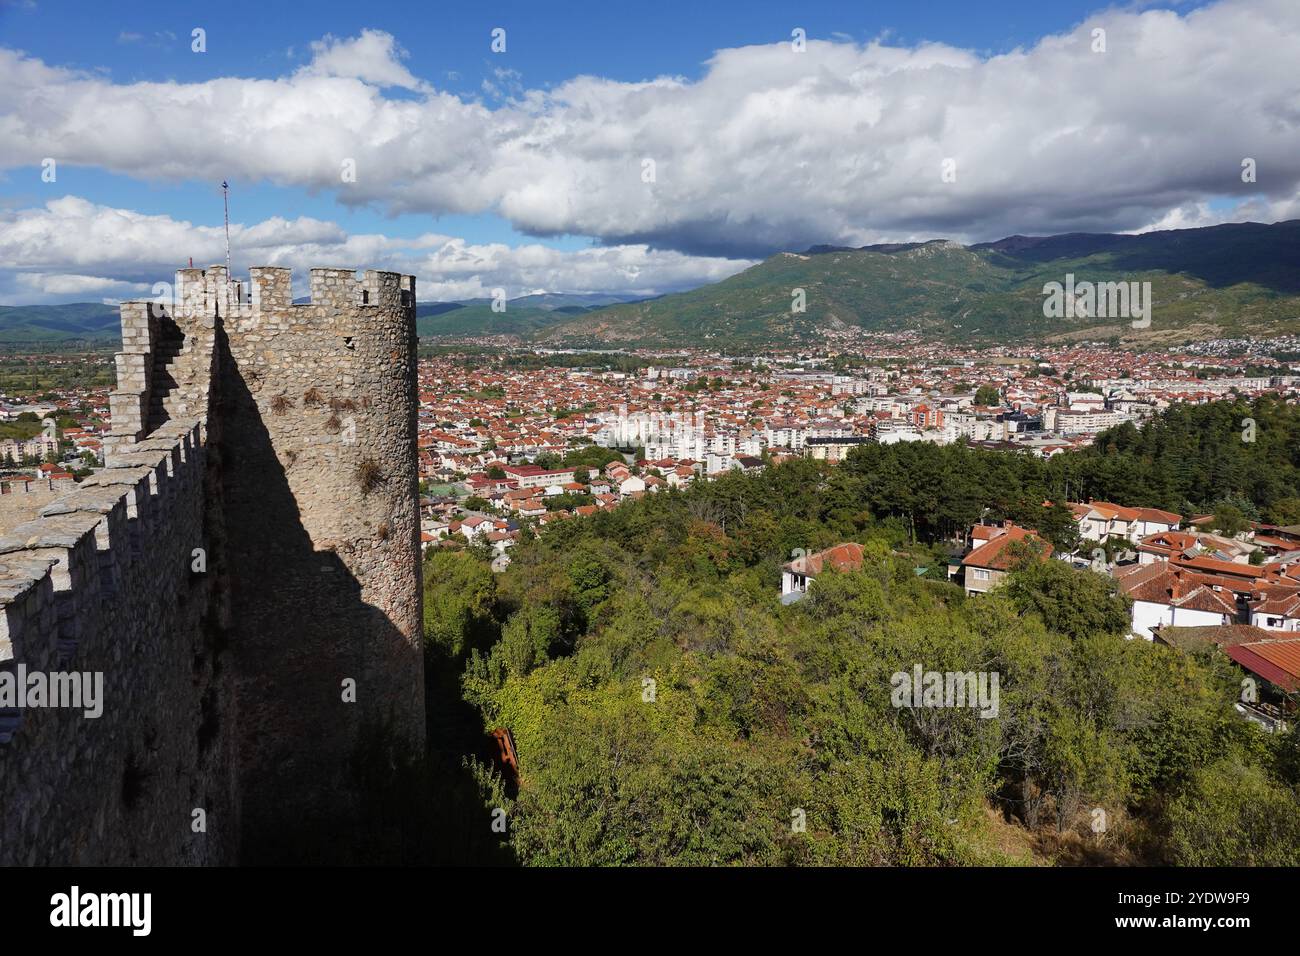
780, 543, 866, 603
958, 524, 1052, 596
1249, 583, 1300, 632
1072, 501, 1181, 545
1113, 562, 1239, 640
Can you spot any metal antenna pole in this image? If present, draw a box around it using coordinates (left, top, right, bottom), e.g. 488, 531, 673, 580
222, 180, 232, 278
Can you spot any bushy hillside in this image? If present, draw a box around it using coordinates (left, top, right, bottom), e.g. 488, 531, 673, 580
541, 220, 1300, 348
396, 397, 1300, 866
0, 303, 121, 343
417, 293, 648, 338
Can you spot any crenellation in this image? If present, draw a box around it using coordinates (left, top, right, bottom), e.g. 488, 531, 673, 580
114, 352, 149, 394
0, 478, 76, 497
176, 267, 207, 317
107, 392, 147, 440
0, 564, 57, 744
0, 557, 58, 662
307, 266, 360, 310
0, 515, 103, 666
249, 266, 293, 311
204, 265, 229, 318
360, 268, 411, 311
116, 301, 156, 355
82, 463, 159, 565
0, 411, 238, 863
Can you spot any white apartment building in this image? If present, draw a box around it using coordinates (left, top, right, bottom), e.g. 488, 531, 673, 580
1048, 408, 1131, 435
764, 423, 806, 449
943, 413, 1006, 443
873, 422, 924, 444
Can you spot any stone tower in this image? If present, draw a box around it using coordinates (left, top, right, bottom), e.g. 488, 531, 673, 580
100, 264, 424, 862
217, 266, 425, 858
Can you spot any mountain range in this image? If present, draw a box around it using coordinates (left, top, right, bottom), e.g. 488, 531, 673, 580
414, 292, 649, 337
4, 220, 1299, 348
0, 302, 123, 343
536, 220, 1300, 348
0, 292, 648, 345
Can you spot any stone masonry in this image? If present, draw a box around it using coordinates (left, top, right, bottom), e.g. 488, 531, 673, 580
0, 265, 425, 864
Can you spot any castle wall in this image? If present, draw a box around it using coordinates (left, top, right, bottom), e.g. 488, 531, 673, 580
0, 420, 238, 864
0, 478, 78, 535
0, 263, 424, 865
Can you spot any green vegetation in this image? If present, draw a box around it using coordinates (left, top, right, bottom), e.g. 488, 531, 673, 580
534, 444, 627, 473
418, 397, 1300, 865
416, 302, 575, 338
543, 492, 593, 511
0, 353, 114, 392
502, 351, 652, 373
416, 295, 646, 339
540, 221, 1300, 348
0, 305, 121, 344
0, 414, 47, 442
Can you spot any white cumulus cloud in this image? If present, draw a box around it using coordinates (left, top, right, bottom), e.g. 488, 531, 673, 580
0, 198, 752, 304
1, 0, 1298, 294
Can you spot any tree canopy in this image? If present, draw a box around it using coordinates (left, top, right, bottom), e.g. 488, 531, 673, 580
412, 398, 1300, 865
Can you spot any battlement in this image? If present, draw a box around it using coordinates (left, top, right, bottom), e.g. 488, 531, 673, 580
0, 477, 77, 496
0, 261, 424, 865
0, 420, 203, 682
169, 265, 416, 324
0, 419, 234, 864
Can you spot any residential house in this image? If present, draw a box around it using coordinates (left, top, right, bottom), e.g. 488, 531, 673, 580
1224, 636, 1300, 730
780, 543, 866, 603
1113, 562, 1239, 640
1131, 506, 1183, 539
1249, 583, 1300, 632
665, 465, 696, 489
959, 524, 1052, 596
1072, 501, 1182, 546
1159, 624, 1300, 731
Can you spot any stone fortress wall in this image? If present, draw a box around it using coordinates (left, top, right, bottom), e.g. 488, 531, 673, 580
0, 265, 424, 865
0, 478, 79, 536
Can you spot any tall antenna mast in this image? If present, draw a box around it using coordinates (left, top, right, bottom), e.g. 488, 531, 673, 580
221, 180, 232, 278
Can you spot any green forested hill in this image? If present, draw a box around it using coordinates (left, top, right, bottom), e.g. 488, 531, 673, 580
541, 220, 1300, 348
9, 220, 1300, 347
0, 303, 121, 342
0, 294, 649, 343
388, 397, 1300, 866
417, 293, 648, 338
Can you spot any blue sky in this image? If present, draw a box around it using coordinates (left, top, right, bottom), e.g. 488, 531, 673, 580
0, 0, 1292, 303
1, 0, 1188, 246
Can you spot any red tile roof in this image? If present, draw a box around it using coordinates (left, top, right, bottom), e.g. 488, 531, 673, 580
962, 525, 1052, 571
1170, 553, 1263, 580
1114, 562, 1239, 614
1087, 500, 1141, 522
783, 542, 866, 576
1225, 638, 1300, 692
1250, 583, 1300, 617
